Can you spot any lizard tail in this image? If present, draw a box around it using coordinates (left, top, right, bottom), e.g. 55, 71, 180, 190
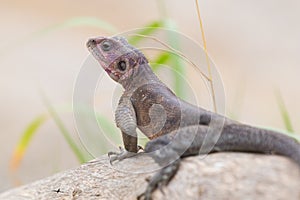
216, 124, 300, 166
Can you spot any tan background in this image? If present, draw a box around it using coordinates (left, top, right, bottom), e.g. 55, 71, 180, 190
0, 0, 299, 191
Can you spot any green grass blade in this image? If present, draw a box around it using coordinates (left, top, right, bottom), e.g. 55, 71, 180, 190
95, 113, 121, 144
10, 114, 48, 171
0, 17, 117, 57
150, 51, 171, 72
128, 20, 163, 45
41, 93, 88, 163
163, 19, 186, 98
275, 90, 294, 133
128, 19, 186, 98
32, 16, 117, 37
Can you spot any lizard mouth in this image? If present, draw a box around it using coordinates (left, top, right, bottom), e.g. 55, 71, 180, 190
87, 46, 110, 70
87, 46, 104, 64
105, 68, 120, 80
88, 46, 121, 81
104, 68, 111, 73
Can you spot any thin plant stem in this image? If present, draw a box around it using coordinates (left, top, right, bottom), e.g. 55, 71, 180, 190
195, 0, 217, 112
130, 34, 210, 81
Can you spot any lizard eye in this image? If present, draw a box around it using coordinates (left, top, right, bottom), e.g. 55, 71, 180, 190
101, 41, 111, 51
117, 61, 127, 71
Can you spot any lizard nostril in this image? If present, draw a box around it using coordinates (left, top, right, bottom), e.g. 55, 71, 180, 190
87, 39, 97, 48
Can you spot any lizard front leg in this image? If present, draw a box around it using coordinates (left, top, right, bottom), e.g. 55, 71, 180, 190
108, 96, 139, 163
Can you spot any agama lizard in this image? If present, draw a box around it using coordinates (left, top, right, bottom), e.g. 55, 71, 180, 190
86, 36, 300, 200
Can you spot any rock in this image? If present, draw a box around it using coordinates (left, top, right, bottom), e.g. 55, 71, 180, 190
0, 152, 299, 200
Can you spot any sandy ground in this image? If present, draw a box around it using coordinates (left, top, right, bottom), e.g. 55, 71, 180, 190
0, 0, 300, 192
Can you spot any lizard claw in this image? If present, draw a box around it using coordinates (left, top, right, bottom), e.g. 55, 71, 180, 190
108, 147, 138, 164
107, 146, 123, 156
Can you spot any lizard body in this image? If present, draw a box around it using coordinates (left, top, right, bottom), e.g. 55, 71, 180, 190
86, 36, 300, 199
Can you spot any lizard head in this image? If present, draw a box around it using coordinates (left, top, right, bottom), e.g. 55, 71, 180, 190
86, 36, 148, 83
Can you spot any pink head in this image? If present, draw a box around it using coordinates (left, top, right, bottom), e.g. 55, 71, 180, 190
86, 36, 148, 83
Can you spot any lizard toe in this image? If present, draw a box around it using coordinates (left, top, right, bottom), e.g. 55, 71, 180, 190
108, 147, 138, 164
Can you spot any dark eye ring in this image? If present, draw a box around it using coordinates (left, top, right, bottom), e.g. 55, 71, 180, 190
101, 41, 111, 51
117, 61, 127, 71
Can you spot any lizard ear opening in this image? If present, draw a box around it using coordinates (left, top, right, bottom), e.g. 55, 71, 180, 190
117, 60, 127, 71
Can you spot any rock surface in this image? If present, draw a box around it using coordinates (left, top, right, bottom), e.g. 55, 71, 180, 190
1, 152, 300, 200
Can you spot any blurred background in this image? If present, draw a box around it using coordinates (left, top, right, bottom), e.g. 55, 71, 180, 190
1, 0, 299, 192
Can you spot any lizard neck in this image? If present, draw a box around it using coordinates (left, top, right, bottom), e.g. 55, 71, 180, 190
119, 63, 161, 91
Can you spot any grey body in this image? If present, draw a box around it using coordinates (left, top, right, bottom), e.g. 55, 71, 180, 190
87, 36, 300, 200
